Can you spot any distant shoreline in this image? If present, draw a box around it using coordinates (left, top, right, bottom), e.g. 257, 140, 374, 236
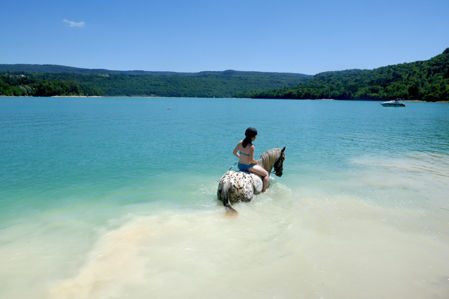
1, 95, 447, 102
51, 95, 103, 98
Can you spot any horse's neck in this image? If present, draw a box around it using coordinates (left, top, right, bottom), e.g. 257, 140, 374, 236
257, 149, 278, 173
264, 160, 273, 173
257, 157, 269, 172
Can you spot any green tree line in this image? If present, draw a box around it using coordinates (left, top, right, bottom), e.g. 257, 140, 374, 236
0, 74, 101, 96
238, 48, 449, 101
2, 49, 448, 100
0, 69, 309, 98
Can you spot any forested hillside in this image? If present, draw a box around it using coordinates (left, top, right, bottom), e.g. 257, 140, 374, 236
2, 49, 448, 100
0, 66, 310, 97
241, 48, 449, 101
0, 74, 101, 96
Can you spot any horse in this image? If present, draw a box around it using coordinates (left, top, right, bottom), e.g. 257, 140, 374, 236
217, 147, 286, 214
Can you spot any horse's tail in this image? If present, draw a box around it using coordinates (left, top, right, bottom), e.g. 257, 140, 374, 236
217, 180, 238, 215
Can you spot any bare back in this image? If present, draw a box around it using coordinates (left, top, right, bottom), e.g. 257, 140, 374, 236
233, 140, 255, 165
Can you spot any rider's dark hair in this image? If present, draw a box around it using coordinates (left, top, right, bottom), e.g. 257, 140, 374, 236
242, 127, 258, 148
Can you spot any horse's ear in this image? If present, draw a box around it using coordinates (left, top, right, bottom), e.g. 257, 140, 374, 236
281, 146, 286, 153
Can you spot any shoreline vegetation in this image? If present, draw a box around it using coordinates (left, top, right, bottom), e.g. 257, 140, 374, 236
237, 48, 449, 102
0, 70, 310, 98
0, 96, 445, 103
0, 48, 448, 101
1, 95, 446, 103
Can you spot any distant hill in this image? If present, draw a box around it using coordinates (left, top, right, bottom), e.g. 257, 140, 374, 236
0, 65, 311, 97
0, 64, 183, 76
0, 64, 308, 78
241, 48, 449, 101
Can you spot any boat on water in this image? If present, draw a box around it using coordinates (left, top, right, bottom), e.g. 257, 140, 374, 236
381, 99, 406, 107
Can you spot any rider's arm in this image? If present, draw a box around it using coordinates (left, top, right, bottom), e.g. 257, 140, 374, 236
233, 142, 241, 158
249, 145, 258, 164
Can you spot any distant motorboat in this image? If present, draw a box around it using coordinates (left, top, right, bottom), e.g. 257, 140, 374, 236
381, 99, 406, 107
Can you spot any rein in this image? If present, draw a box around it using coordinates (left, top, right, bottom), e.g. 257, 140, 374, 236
229, 162, 238, 170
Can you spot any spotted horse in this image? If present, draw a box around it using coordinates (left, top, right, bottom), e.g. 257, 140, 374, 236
217, 147, 285, 214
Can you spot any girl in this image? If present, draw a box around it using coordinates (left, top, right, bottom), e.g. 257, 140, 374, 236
233, 127, 269, 192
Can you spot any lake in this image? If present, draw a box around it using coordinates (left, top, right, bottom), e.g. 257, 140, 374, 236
1, 97, 448, 298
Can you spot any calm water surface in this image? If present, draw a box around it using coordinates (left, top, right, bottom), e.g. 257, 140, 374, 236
0, 97, 448, 298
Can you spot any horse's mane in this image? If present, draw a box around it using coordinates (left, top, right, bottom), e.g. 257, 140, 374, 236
258, 148, 282, 173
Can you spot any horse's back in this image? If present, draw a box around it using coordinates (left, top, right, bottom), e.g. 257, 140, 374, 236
217, 170, 262, 204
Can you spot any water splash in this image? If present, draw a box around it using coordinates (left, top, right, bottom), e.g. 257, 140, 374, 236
47, 179, 449, 299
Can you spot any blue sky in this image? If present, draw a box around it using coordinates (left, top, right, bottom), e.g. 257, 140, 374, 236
1, 0, 448, 74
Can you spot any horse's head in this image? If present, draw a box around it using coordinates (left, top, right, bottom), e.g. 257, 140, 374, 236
273, 147, 286, 177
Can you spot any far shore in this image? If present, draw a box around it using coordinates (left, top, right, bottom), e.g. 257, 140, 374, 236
51, 95, 103, 98
0, 95, 447, 103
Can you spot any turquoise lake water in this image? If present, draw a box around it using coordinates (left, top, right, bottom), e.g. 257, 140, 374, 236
1, 97, 448, 298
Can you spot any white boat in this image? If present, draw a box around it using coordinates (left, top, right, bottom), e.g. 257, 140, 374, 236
381, 99, 406, 107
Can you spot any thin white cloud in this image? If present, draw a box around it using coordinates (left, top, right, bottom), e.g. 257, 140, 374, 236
63, 19, 85, 28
